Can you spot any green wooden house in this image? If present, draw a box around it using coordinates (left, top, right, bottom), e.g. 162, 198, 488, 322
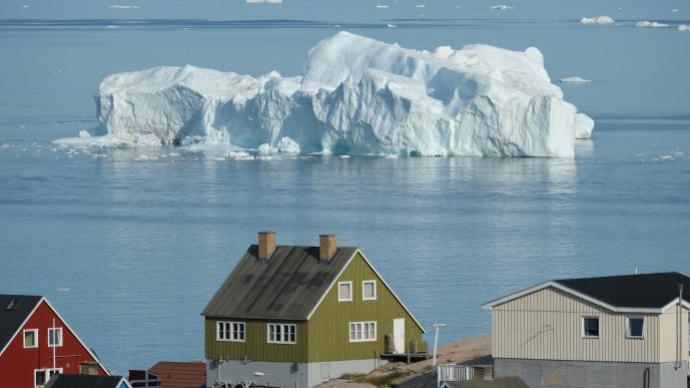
202, 232, 426, 388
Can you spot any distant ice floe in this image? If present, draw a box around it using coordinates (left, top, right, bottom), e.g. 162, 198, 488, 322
386, 23, 397, 28
671, 8, 679, 13
246, 0, 282, 3
579, 16, 615, 25
56, 32, 594, 158
490, 5, 513, 10
636, 21, 670, 28
109, 5, 141, 9
20, 4, 30, 8
416, 4, 426, 8
376, 4, 389, 8
679, 25, 689, 31
560, 76, 591, 84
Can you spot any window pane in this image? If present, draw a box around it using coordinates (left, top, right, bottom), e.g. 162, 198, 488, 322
584, 318, 599, 336
36, 370, 46, 384
339, 283, 351, 300
629, 318, 644, 337
364, 282, 375, 298
25, 331, 35, 346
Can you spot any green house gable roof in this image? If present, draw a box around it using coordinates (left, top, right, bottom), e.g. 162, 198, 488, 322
202, 245, 358, 320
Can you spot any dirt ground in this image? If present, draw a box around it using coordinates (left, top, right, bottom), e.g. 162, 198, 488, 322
313, 334, 491, 388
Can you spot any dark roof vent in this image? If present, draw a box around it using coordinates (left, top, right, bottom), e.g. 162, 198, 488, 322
5, 299, 17, 311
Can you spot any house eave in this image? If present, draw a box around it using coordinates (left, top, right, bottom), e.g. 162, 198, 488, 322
482, 281, 690, 314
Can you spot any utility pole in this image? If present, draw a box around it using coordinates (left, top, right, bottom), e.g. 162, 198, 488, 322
431, 323, 447, 375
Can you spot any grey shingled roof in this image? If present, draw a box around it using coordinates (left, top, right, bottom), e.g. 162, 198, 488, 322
0, 294, 42, 351
202, 245, 358, 320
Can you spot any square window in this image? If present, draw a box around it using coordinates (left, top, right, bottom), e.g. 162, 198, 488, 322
267, 323, 296, 344
338, 282, 352, 302
363, 280, 377, 300
217, 321, 245, 342
24, 329, 38, 348
349, 321, 377, 342
627, 317, 644, 338
48, 328, 62, 347
583, 317, 599, 338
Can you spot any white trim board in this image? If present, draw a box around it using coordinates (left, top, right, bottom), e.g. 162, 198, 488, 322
482, 281, 690, 314
305, 249, 426, 333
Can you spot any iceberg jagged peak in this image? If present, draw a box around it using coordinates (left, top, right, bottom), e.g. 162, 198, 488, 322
62, 31, 593, 157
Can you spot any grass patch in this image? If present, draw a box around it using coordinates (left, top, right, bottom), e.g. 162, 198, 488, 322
340, 371, 408, 387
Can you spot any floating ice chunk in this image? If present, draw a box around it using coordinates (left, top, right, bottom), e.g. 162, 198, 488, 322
490, 5, 513, 10
376, 4, 389, 8
579, 16, 615, 25
277, 137, 301, 154
636, 21, 670, 28
60, 32, 593, 157
246, 0, 282, 3
109, 5, 140, 9
387, 23, 397, 28
79, 130, 91, 138
671, 8, 679, 13
560, 76, 591, 84
416, 4, 426, 8
21, 4, 30, 8
679, 25, 689, 31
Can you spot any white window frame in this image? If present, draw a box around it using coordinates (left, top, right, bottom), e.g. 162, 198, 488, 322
23, 328, 39, 349
362, 280, 377, 301
267, 323, 297, 344
338, 281, 353, 302
349, 321, 377, 343
581, 316, 600, 339
626, 316, 645, 339
47, 327, 63, 348
34, 367, 62, 388
216, 321, 246, 342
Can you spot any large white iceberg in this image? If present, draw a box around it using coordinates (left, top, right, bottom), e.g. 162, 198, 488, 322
62, 31, 593, 157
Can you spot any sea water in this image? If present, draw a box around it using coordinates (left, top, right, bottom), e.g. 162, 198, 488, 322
1, 17, 690, 374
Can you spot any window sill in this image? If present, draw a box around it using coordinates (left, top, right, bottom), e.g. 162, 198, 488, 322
626, 336, 645, 340
267, 342, 297, 345
217, 339, 246, 343
581, 336, 599, 339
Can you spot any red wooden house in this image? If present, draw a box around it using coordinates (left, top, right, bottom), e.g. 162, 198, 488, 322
0, 294, 109, 388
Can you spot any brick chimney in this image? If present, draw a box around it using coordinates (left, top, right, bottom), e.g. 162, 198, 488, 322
258, 231, 276, 260
319, 234, 336, 261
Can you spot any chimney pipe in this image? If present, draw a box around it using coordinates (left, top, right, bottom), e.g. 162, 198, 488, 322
319, 234, 336, 261
258, 231, 276, 260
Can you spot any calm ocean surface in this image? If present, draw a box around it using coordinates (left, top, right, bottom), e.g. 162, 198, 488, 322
1, 18, 690, 374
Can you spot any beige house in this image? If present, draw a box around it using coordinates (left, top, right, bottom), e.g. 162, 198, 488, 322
483, 272, 690, 388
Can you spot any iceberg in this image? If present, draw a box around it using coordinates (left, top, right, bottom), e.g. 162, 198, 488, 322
59, 32, 594, 157
560, 76, 591, 84
679, 25, 689, 31
636, 21, 670, 28
579, 16, 615, 25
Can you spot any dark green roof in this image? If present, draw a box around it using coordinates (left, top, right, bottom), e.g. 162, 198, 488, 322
202, 245, 358, 320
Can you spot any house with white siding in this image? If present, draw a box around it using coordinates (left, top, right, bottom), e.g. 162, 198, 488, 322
483, 272, 690, 388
